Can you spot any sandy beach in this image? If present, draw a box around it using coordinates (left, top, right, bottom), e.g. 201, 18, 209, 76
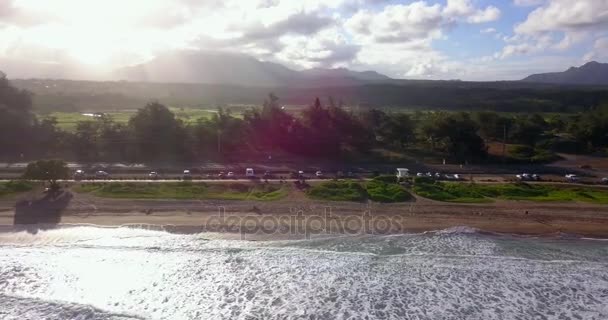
1, 188, 608, 238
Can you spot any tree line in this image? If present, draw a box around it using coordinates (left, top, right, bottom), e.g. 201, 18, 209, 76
1, 75, 607, 164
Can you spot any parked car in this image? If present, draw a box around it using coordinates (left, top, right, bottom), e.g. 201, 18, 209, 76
416, 172, 425, 177
148, 171, 159, 179
601, 177, 608, 184
245, 168, 255, 178
226, 171, 235, 179
315, 170, 324, 178
183, 169, 192, 180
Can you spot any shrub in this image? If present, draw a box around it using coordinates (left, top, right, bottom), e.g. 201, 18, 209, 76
0, 180, 34, 196
306, 181, 367, 202
366, 180, 412, 202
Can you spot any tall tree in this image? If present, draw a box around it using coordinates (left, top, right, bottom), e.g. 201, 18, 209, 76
129, 102, 182, 162
22, 159, 69, 189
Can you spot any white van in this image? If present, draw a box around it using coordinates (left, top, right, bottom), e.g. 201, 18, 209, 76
245, 168, 255, 178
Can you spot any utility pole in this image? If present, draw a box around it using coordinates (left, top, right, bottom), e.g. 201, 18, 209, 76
502, 123, 507, 163
217, 129, 222, 154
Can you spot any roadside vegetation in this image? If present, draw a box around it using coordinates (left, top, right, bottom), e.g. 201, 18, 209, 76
0, 180, 35, 197
74, 182, 287, 201
306, 177, 412, 202
413, 178, 608, 204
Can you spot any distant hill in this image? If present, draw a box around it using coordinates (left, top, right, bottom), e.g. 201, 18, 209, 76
114, 50, 392, 87
522, 61, 608, 86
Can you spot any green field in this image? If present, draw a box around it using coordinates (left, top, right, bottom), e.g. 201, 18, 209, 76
306, 178, 412, 202
413, 180, 608, 204
38, 108, 235, 131
74, 182, 287, 201
0, 181, 35, 197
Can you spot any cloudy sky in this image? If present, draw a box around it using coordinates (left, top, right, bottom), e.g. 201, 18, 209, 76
0, 0, 607, 80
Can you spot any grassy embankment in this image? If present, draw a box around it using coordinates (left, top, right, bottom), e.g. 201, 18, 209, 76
0, 181, 35, 198
413, 178, 608, 204
74, 182, 287, 201
306, 176, 413, 202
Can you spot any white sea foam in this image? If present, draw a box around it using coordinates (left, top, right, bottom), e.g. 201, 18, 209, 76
1, 226, 607, 319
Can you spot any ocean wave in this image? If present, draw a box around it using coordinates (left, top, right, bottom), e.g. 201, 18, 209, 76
0, 294, 144, 320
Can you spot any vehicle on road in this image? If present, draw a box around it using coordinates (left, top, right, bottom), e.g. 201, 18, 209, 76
74, 169, 85, 180
263, 171, 272, 179
227, 172, 235, 179
601, 177, 608, 184
95, 170, 109, 179
315, 171, 323, 178
516, 173, 540, 181
183, 170, 192, 180
148, 171, 159, 179
565, 174, 579, 182
444, 174, 460, 180
245, 168, 255, 178
396, 168, 409, 179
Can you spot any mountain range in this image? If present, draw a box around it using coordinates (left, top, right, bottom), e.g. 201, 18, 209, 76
522, 61, 608, 86
114, 51, 391, 87
115, 52, 608, 87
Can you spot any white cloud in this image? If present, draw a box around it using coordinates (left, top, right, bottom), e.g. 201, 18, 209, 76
498, 0, 608, 59
467, 6, 501, 23
481, 27, 497, 34
513, 0, 545, 6
584, 37, 608, 61
345, 3, 445, 44
515, 0, 608, 35
443, 0, 501, 23
275, 28, 360, 69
